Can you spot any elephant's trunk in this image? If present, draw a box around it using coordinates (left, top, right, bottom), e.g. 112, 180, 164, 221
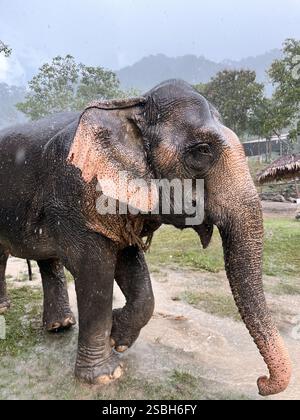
218, 207, 291, 396
205, 127, 291, 396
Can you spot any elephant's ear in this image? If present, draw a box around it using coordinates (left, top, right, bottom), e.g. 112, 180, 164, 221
67, 98, 158, 212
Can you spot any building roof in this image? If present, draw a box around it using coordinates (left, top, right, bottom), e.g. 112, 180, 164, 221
257, 154, 300, 184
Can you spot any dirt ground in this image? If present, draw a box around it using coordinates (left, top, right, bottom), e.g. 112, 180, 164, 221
261, 200, 298, 218
0, 201, 299, 400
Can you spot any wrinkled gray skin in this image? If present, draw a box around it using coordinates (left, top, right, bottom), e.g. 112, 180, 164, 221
0, 80, 291, 395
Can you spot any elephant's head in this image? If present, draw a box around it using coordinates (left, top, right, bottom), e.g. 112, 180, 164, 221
68, 80, 291, 396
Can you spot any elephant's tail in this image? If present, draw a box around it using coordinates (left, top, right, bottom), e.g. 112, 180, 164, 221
26, 259, 33, 281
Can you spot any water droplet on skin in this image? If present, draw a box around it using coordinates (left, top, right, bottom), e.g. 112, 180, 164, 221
15, 148, 26, 165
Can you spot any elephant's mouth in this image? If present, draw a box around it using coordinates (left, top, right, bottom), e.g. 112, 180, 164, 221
193, 222, 214, 249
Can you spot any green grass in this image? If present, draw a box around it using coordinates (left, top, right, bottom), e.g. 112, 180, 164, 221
108, 369, 201, 400
147, 226, 224, 273
263, 218, 300, 278
92, 369, 249, 401
65, 270, 74, 283
0, 286, 43, 357
146, 217, 300, 279
180, 290, 241, 322
33, 366, 250, 400
266, 278, 300, 296
15, 272, 37, 282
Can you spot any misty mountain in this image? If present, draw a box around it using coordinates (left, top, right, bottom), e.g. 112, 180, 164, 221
117, 49, 282, 93
0, 49, 282, 129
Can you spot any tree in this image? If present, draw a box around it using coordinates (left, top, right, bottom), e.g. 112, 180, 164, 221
248, 97, 287, 139
17, 55, 123, 120
248, 97, 291, 160
268, 38, 300, 140
75, 65, 121, 109
195, 70, 265, 137
0, 40, 12, 57
17, 55, 79, 119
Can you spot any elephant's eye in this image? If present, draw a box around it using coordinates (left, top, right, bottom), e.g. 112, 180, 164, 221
186, 143, 212, 158
195, 143, 211, 155
184, 143, 213, 172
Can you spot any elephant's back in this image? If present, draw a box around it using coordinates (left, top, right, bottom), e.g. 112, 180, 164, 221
0, 112, 80, 150
0, 112, 80, 209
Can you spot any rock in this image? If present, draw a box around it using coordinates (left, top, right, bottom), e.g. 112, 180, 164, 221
259, 193, 286, 202
273, 194, 286, 202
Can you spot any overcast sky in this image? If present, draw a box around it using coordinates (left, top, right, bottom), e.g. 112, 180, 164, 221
1, 0, 300, 85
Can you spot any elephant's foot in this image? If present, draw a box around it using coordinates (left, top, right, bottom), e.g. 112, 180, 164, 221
0, 299, 10, 315
75, 351, 123, 385
44, 309, 76, 332
110, 308, 141, 353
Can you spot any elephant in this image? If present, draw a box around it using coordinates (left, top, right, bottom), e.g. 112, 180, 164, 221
0, 79, 291, 395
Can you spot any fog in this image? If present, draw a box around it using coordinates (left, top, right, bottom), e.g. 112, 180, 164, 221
1, 0, 300, 84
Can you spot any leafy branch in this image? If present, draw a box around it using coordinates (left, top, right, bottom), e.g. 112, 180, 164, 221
0, 41, 12, 57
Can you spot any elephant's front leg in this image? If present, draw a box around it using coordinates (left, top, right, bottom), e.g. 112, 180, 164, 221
37, 259, 76, 331
111, 246, 154, 353
59, 231, 123, 384
0, 248, 10, 314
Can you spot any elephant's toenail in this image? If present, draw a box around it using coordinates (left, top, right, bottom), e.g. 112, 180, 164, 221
62, 316, 75, 326
50, 322, 61, 330
96, 375, 111, 385
116, 345, 128, 353
62, 318, 71, 326
113, 366, 123, 379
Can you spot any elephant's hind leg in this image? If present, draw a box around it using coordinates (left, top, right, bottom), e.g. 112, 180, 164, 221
111, 246, 154, 353
37, 259, 76, 331
0, 248, 10, 314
